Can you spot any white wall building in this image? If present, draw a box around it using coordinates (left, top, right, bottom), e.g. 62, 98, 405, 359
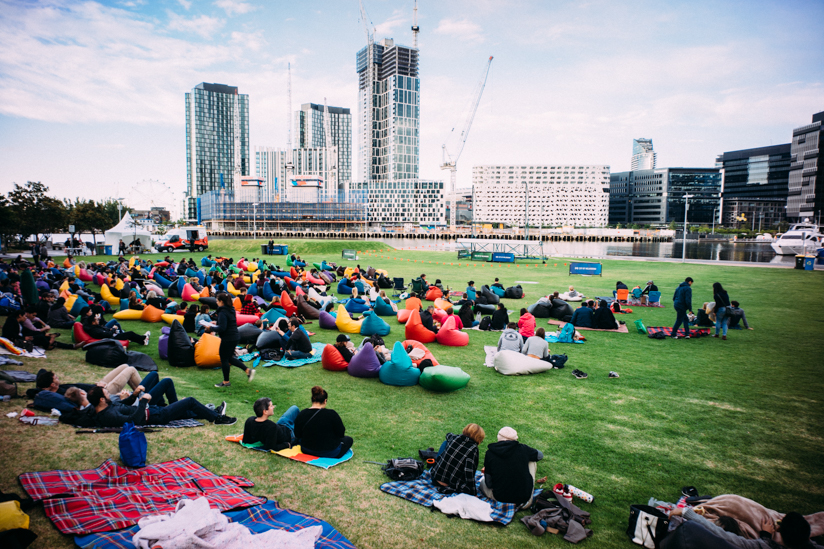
631, 138, 657, 171
351, 179, 444, 225
254, 146, 338, 200
472, 165, 610, 227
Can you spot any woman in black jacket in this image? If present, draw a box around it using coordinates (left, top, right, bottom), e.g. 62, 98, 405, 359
212, 292, 254, 388
712, 282, 732, 340
48, 297, 75, 329
491, 302, 509, 331
592, 299, 619, 330
295, 386, 352, 459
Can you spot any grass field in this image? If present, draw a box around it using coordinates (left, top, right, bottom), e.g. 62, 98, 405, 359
1, 239, 823, 549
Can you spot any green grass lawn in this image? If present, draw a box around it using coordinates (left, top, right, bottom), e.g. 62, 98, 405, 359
1, 239, 823, 548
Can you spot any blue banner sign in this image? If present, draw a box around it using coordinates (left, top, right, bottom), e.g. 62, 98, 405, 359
569, 262, 602, 276
492, 252, 515, 263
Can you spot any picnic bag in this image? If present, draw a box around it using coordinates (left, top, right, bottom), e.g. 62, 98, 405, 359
383, 458, 425, 481
119, 422, 147, 468
548, 354, 568, 369
479, 316, 492, 331
627, 504, 669, 548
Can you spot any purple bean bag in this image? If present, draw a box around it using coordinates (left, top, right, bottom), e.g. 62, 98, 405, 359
158, 326, 171, 360
319, 311, 338, 330
347, 342, 382, 378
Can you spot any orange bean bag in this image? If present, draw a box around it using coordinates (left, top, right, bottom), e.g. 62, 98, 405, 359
181, 283, 200, 302
321, 344, 348, 371
280, 291, 297, 317
402, 339, 438, 366
434, 298, 453, 312
424, 286, 443, 301
405, 308, 436, 343
436, 316, 469, 346
140, 305, 164, 323
405, 297, 422, 311
200, 287, 210, 298
194, 333, 222, 368
397, 309, 412, 324
233, 297, 242, 311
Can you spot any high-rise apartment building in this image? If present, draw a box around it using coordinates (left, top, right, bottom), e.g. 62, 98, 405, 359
787, 111, 824, 223
473, 165, 611, 227
715, 144, 791, 226
357, 38, 419, 184
185, 82, 249, 219
631, 138, 657, 171
254, 146, 338, 200
296, 103, 352, 190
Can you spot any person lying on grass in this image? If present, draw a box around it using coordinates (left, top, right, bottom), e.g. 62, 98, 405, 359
243, 397, 299, 451
88, 386, 236, 427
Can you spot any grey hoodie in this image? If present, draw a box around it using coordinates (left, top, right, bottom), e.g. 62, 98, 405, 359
497, 328, 523, 352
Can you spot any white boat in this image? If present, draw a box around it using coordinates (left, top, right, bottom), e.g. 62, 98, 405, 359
770, 223, 824, 255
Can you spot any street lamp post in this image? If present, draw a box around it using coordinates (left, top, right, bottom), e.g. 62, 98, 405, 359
682, 194, 694, 263
252, 203, 259, 240
712, 206, 718, 235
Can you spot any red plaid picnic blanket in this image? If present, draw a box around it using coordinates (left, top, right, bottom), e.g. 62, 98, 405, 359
18, 457, 266, 535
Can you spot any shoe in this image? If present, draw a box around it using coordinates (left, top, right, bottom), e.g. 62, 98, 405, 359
722, 335, 727, 340
609, 371, 619, 378
685, 335, 691, 339
713, 334, 719, 338
144, 331, 151, 346
672, 335, 681, 339
247, 369, 256, 382
215, 401, 227, 416
215, 415, 237, 425
214, 382, 231, 388
206, 403, 215, 410
73, 341, 86, 349
573, 370, 588, 379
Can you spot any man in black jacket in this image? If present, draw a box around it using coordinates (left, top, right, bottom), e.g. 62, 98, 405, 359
283, 318, 313, 360
491, 302, 509, 331
84, 315, 149, 345
480, 426, 543, 508
420, 306, 439, 334
88, 386, 236, 426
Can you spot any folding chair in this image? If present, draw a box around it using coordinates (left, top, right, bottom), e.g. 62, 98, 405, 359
392, 277, 405, 298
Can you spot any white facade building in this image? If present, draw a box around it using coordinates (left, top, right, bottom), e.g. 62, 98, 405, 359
254, 146, 338, 200
351, 179, 444, 225
472, 165, 610, 227
631, 138, 657, 171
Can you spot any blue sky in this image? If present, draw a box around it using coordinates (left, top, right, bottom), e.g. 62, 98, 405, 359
1, 0, 822, 216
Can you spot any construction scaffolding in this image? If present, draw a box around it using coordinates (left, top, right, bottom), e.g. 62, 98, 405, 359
198, 187, 368, 233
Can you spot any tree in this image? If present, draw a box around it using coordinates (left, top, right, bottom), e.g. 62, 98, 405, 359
0, 194, 16, 250
7, 182, 68, 243
668, 220, 677, 231
72, 199, 113, 248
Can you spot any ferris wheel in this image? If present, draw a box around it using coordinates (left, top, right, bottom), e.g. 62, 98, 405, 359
126, 180, 178, 222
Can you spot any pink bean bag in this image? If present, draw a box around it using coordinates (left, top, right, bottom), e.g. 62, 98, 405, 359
432, 308, 448, 325
321, 344, 348, 371
347, 342, 381, 378
436, 316, 469, 346
405, 309, 436, 343
236, 313, 259, 326
306, 274, 324, 285
78, 268, 93, 282
295, 286, 306, 296
181, 283, 200, 302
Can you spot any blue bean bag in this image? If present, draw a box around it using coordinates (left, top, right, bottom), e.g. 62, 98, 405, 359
347, 342, 382, 378
119, 298, 129, 312
201, 257, 215, 267
490, 285, 505, 298
262, 307, 287, 324
196, 270, 205, 285
247, 284, 258, 296
419, 365, 471, 392
319, 311, 338, 330
353, 280, 365, 294
360, 311, 391, 337
337, 279, 354, 295
153, 273, 172, 289
176, 276, 186, 296
261, 282, 276, 301
272, 271, 290, 278
70, 296, 88, 316
373, 296, 395, 317
185, 268, 199, 278
345, 297, 370, 314
379, 341, 421, 387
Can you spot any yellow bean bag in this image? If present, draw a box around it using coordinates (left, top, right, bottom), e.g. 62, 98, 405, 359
161, 313, 182, 324
194, 333, 222, 368
343, 267, 355, 278
226, 281, 240, 296
59, 280, 70, 293
376, 269, 389, 277
0, 500, 29, 531
335, 305, 363, 334
115, 278, 125, 291
141, 305, 164, 323
113, 308, 143, 320
247, 262, 258, 272
74, 265, 81, 276
128, 256, 137, 269
100, 285, 120, 307
65, 294, 78, 312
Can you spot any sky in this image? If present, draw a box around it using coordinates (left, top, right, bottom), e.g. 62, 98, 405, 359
1, 0, 822, 217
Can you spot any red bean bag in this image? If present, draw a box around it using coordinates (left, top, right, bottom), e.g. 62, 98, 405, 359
397, 309, 412, 324
403, 339, 438, 366
290, 267, 299, 279
181, 283, 200, 302
436, 316, 469, 346
155, 261, 169, 267
347, 342, 381, 378
236, 313, 259, 327
321, 344, 348, 371
78, 268, 93, 282
73, 322, 128, 348
405, 308, 436, 343
424, 286, 442, 301
280, 291, 297, 317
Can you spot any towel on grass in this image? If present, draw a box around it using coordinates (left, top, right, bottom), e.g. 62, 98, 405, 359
261, 342, 325, 368
545, 333, 584, 344
73, 419, 204, 431
381, 470, 540, 525
646, 327, 711, 337
547, 319, 628, 333
225, 434, 353, 469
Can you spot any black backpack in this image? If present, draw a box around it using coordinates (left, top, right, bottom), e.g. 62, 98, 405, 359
547, 354, 568, 369
479, 316, 492, 331
383, 458, 425, 481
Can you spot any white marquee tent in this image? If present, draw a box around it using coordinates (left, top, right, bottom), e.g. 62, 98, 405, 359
104, 212, 153, 250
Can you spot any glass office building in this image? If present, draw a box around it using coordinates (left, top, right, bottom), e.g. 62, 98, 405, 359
296, 103, 352, 190
185, 82, 249, 220
787, 111, 824, 223
715, 144, 791, 226
631, 138, 657, 171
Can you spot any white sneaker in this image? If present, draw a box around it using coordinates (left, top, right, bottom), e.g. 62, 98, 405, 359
144, 331, 151, 345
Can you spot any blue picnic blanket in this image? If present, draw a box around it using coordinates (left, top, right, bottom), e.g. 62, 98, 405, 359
261, 342, 326, 368
74, 501, 356, 549
546, 333, 584, 344
380, 470, 541, 525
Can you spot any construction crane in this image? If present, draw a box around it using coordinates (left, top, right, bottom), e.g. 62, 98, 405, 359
411, 0, 420, 48
441, 56, 493, 228
358, 0, 374, 183
285, 63, 294, 182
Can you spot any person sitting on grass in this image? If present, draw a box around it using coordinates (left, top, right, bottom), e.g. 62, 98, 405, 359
727, 301, 753, 330
88, 386, 235, 427
491, 302, 509, 331
47, 297, 75, 329
570, 300, 594, 328
243, 397, 299, 451
518, 307, 535, 342
522, 327, 549, 360
431, 423, 485, 496
592, 299, 619, 330
481, 427, 544, 508
295, 386, 352, 458
283, 318, 313, 360
497, 322, 523, 352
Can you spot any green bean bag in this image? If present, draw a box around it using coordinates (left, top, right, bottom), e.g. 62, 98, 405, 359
378, 341, 420, 387
419, 365, 471, 392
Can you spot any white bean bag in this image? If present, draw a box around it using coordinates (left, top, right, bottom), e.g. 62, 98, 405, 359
493, 350, 554, 375
559, 292, 584, 302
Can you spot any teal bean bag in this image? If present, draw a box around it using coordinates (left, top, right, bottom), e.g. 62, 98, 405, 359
262, 307, 286, 324
378, 341, 420, 387
360, 311, 391, 337
373, 296, 395, 317
419, 365, 471, 392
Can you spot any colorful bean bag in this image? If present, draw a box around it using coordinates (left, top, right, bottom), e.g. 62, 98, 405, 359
319, 311, 338, 330
69, 296, 88, 317
424, 286, 443, 301
255, 330, 283, 350
432, 308, 448, 325
321, 344, 349, 372
100, 285, 120, 307
226, 282, 240, 296
181, 283, 200, 302
113, 308, 143, 321
347, 342, 381, 378
153, 272, 173, 289
494, 350, 553, 375
194, 332, 222, 368
72, 322, 128, 348
141, 305, 164, 323
335, 305, 363, 334
158, 326, 170, 360
397, 309, 412, 324
119, 299, 130, 312
78, 268, 93, 282
235, 313, 259, 327
160, 313, 184, 325
405, 309, 436, 343
306, 274, 324, 285
405, 297, 422, 311
279, 291, 297, 317
247, 262, 258, 272
436, 316, 469, 347
319, 271, 334, 285
262, 307, 287, 325
490, 285, 505, 298
345, 297, 370, 314
261, 282, 276, 301
233, 297, 242, 311
201, 257, 215, 267
115, 278, 126, 291
402, 340, 439, 366
419, 365, 471, 392
379, 341, 420, 387
373, 296, 395, 317
296, 295, 320, 320
337, 279, 355, 295
433, 298, 453, 313
360, 311, 391, 337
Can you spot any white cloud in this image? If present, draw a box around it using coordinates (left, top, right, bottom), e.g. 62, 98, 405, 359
214, 0, 255, 16
177, 0, 192, 10
374, 10, 405, 37
230, 30, 266, 52
433, 18, 483, 43
167, 11, 225, 38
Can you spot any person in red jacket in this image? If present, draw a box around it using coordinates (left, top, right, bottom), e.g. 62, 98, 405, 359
517, 308, 536, 343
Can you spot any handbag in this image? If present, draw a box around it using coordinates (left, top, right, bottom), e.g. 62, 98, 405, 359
119, 422, 147, 468
627, 504, 669, 548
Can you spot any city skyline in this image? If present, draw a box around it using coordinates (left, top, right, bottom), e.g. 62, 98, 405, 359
1, 0, 822, 209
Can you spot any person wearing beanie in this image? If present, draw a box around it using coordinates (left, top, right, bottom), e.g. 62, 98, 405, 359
480, 426, 544, 508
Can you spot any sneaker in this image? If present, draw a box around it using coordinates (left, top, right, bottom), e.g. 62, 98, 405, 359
215, 401, 227, 416
214, 382, 231, 388
573, 370, 588, 379
722, 335, 727, 340
143, 331, 151, 345
673, 335, 682, 339
215, 415, 237, 425
685, 335, 691, 339
247, 369, 256, 382
608, 371, 619, 378
205, 403, 215, 410
713, 334, 719, 338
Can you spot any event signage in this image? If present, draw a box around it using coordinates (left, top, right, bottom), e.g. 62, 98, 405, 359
457, 250, 470, 259
492, 252, 515, 263
569, 262, 603, 276
471, 251, 493, 262
342, 249, 357, 260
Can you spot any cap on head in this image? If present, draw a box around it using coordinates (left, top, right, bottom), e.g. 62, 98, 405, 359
336, 334, 350, 343
498, 426, 518, 441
